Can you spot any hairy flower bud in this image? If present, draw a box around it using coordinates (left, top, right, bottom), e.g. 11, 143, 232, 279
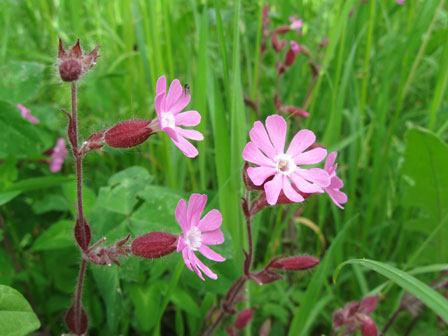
359, 315, 378, 336
104, 119, 155, 148
270, 256, 320, 271
249, 269, 283, 285
234, 309, 254, 329
58, 37, 100, 82
131, 232, 177, 259
65, 305, 88, 335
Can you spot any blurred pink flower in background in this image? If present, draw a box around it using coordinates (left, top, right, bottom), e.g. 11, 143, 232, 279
323, 152, 348, 209
16, 104, 39, 124
289, 16, 303, 34
396, 0, 405, 4
242, 115, 330, 205
154, 75, 203, 158
49, 138, 68, 172
176, 194, 225, 280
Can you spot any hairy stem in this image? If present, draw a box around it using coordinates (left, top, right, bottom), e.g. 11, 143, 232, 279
69, 81, 89, 335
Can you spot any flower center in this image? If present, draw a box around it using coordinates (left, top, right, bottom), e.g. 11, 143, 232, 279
161, 112, 175, 129
274, 154, 295, 175
185, 226, 202, 251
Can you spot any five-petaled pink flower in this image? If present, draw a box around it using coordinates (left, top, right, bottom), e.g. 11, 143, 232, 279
242, 115, 330, 205
50, 138, 68, 172
16, 104, 39, 124
289, 16, 303, 33
176, 194, 226, 280
323, 152, 348, 209
154, 76, 203, 158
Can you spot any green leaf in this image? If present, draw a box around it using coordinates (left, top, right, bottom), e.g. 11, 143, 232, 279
129, 282, 163, 332
32, 194, 69, 214
31, 220, 74, 251
0, 285, 41, 336
97, 166, 152, 215
6, 176, 74, 193
334, 259, 448, 323
0, 62, 44, 104
0, 101, 47, 158
401, 128, 448, 261
0, 191, 21, 207
63, 181, 96, 218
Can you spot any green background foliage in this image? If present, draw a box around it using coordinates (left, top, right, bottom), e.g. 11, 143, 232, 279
0, 0, 447, 335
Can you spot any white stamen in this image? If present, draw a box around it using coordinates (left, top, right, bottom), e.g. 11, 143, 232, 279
274, 153, 296, 176
161, 112, 175, 129
185, 226, 202, 251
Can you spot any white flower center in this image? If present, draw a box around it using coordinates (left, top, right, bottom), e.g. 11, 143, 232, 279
274, 154, 296, 176
185, 226, 202, 251
161, 112, 175, 129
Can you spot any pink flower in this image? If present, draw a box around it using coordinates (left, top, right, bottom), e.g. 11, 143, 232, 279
396, 0, 405, 4
50, 138, 68, 172
323, 152, 348, 209
176, 194, 226, 280
16, 104, 39, 124
289, 16, 303, 34
242, 115, 330, 205
290, 41, 301, 54
333, 296, 379, 336
154, 75, 203, 158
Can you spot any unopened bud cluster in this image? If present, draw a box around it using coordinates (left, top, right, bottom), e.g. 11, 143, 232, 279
58, 38, 99, 82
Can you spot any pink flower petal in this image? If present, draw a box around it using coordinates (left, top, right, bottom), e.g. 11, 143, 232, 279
156, 75, 166, 95
264, 173, 283, 205
175, 111, 201, 126
163, 127, 179, 141
198, 209, 222, 232
247, 166, 276, 186
187, 194, 207, 227
188, 249, 205, 280
175, 199, 188, 232
176, 128, 204, 141
297, 167, 330, 187
326, 188, 347, 209
155, 93, 165, 116
286, 129, 315, 158
282, 177, 305, 202
242, 142, 275, 167
191, 252, 218, 280
265, 115, 287, 154
202, 229, 224, 245
177, 237, 187, 252
329, 176, 344, 189
166, 79, 184, 111
170, 134, 199, 158
182, 248, 193, 271
199, 245, 225, 262
325, 152, 338, 171
294, 147, 327, 165
290, 172, 323, 193
249, 121, 276, 159
170, 93, 191, 114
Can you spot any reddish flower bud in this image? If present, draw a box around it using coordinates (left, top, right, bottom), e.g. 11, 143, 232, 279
74, 217, 91, 251
271, 33, 286, 52
359, 296, 378, 315
105, 119, 155, 148
58, 37, 100, 82
80, 130, 106, 155
262, 5, 269, 22
65, 305, 88, 335
270, 256, 320, 271
234, 309, 254, 329
285, 49, 296, 67
131, 232, 177, 259
279, 105, 310, 118
276, 62, 286, 75
359, 316, 378, 336
273, 25, 291, 35
226, 325, 237, 336
249, 269, 284, 285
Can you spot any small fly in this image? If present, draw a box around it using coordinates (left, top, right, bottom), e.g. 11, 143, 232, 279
183, 83, 190, 95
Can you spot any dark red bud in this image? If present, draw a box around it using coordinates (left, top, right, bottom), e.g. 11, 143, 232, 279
270, 255, 320, 271
279, 106, 310, 118
105, 119, 154, 148
234, 309, 254, 329
276, 62, 285, 75
65, 305, 88, 335
332, 309, 347, 329
359, 295, 378, 315
74, 218, 91, 251
226, 325, 237, 336
285, 49, 296, 67
273, 25, 291, 35
59, 59, 82, 82
249, 269, 283, 285
243, 162, 264, 191
360, 316, 378, 336
271, 33, 286, 52
131, 232, 177, 259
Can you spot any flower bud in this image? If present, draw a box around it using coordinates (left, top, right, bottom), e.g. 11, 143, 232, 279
131, 232, 177, 259
58, 38, 100, 82
105, 119, 155, 148
359, 316, 378, 336
271, 33, 286, 52
358, 296, 378, 315
270, 255, 320, 271
279, 106, 310, 119
273, 25, 291, 35
80, 130, 106, 155
234, 309, 254, 329
65, 305, 88, 335
242, 162, 264, 191
249, 269, 283, 285
74, 217, 91, 251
